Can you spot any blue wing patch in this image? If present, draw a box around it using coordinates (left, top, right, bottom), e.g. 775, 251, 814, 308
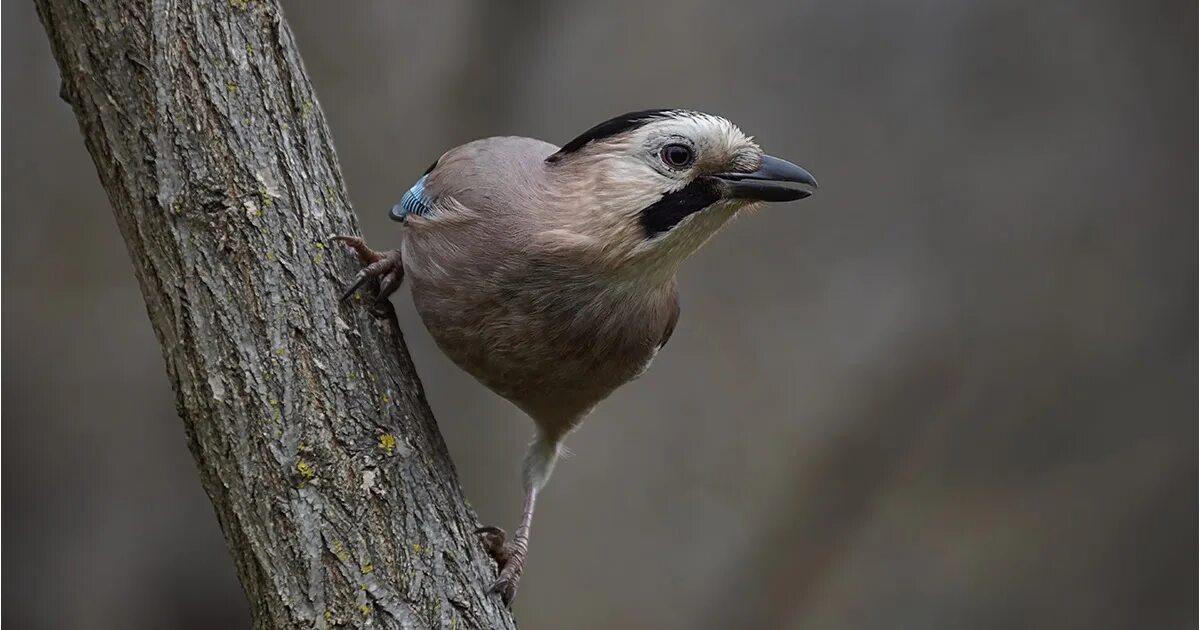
390, 175, 433, 222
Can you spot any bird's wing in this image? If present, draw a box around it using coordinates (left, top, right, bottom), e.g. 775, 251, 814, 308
413, 137, 557, 220
391, 174, 434, 221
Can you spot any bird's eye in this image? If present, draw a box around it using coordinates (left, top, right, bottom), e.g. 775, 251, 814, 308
660, 143, 695, 169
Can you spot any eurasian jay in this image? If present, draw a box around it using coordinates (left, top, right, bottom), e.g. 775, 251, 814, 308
335, 109, 816, 605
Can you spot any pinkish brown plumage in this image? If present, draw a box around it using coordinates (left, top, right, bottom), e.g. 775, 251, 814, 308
335, 109, 815, 605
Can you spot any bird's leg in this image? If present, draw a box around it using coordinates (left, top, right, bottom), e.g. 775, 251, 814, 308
475, 487, 538, 607
475, 434, 560, 606
331, 235, 404, 313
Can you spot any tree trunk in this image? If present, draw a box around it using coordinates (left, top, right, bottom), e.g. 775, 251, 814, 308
34, 2, 515, 628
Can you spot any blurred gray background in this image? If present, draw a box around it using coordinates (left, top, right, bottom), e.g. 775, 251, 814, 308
4, 1, 1195, 628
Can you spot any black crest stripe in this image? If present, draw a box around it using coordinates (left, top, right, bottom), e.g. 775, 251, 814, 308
546, 109, 681, 163
639, 177, 721, 238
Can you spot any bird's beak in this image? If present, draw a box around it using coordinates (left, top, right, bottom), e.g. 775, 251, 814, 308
716, 155, 818, 202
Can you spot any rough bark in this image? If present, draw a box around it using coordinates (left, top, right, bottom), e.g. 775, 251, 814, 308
34, 2, 515, 628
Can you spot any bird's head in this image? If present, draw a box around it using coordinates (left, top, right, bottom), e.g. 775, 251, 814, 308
542, 109, 816, 275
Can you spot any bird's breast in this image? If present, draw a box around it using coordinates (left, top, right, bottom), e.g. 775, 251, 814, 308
404, 241, 672, 427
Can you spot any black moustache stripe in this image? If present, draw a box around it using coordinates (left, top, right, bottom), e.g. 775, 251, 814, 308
639, 177, 721, 238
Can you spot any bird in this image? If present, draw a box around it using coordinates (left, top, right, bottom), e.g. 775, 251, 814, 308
334, 108, 816, 606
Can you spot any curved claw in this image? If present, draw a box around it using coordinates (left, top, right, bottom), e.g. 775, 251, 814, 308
474, 526, 511, 568
475, 525, 523, 606
375, 268, 403, 308
339, 268, 373, 303
339, 257, 391, 302
489, 575, 518, 608
331, 235, 383, 264
331, 235, 404, 306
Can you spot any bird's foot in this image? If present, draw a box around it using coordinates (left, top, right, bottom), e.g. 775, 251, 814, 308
474, 526, 524, 607
331, 235, 404, 314
474, 526, 513, 569
488, 565, 522, 609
